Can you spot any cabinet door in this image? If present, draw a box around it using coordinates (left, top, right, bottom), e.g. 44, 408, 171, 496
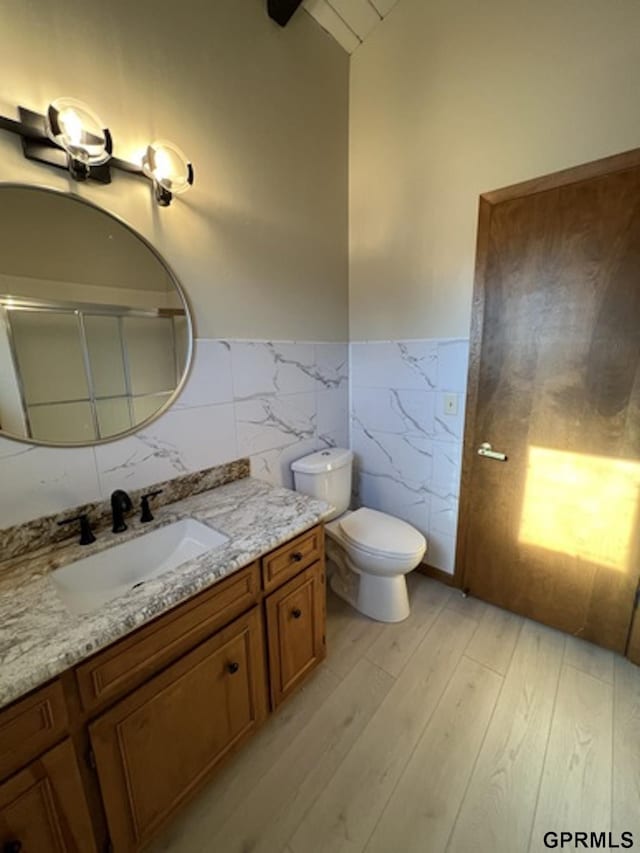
266, 561, 326, 708
90, 607, 267, 852
0, 739, 97, 853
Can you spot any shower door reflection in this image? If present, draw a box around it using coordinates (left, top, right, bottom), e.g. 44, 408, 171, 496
3, 302, 187, 442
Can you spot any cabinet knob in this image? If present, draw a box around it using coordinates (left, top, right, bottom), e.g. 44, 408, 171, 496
4, 842, 22, 853
227, 661, 240, 674
291, 551, 303, 562
291, 608, 302, 619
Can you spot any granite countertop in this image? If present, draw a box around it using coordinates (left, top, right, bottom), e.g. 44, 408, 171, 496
0, 477, 331, 710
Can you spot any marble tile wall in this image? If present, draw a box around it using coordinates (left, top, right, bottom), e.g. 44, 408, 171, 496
2, 333, 470, 576
0, 340, 349, 530
350, 338, 470, 575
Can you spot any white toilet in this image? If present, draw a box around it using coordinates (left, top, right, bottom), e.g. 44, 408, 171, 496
291, 448, 427, 623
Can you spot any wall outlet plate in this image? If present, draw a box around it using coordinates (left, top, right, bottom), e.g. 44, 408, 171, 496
444, 393, 458, 416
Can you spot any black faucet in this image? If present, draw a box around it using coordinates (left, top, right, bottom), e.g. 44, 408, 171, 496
111, 489, 133, 533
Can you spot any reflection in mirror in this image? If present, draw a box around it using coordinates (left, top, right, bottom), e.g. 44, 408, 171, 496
0, 186, 191, 446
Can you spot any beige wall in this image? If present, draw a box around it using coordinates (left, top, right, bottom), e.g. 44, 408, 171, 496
349, 0, 640, 341
0, 0, 349, 340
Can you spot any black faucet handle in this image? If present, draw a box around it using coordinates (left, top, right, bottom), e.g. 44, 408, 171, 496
57, 513, 96, 546
140, 489, 163, 523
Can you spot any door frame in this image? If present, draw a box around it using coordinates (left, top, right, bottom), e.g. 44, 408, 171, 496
453, 146, 640, 591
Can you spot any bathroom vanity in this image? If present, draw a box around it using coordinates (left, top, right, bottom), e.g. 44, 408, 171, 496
0, 476, 329, 853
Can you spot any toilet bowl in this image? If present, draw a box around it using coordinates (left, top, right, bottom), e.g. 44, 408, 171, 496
326, 508, 426, 622
291, 449, 427, 623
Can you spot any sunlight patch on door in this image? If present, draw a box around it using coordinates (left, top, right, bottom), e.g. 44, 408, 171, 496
519, 446, 640, 572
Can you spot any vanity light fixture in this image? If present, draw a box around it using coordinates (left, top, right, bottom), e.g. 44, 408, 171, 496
45, 98, 112, 181
0, 98, 195, 206
142, 140, 194, 207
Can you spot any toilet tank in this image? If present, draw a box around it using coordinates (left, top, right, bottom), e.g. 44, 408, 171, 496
291, 448, 353, 521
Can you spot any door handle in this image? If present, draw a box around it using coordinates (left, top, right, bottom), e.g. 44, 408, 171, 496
477, 442, 507, 461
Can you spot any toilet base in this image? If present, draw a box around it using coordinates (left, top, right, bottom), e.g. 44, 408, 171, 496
357, 573, 410, 623
328, 555, 411, 623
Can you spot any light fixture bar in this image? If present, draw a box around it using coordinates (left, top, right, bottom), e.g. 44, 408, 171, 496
0, 103, 192, 206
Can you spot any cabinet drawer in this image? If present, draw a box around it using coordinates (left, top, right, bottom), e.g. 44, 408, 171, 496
76, 561, 260, 714
90, 607, 267, 852
0, 681, 68, 780
0, 738, 97, 852
262, 525, 323, 593
265, 561, 326, 708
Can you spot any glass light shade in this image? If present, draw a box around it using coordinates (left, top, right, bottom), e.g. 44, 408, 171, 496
142, 140, 194, 195
46, 98, 111, 166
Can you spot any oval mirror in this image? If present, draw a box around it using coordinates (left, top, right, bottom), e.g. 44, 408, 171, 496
0, 185, 192, 446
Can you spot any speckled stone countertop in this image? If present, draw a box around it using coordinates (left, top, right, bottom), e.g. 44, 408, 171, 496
0, 478, 331, 710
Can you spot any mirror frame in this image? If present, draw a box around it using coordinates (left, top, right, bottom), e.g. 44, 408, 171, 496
0, 182, 194, 448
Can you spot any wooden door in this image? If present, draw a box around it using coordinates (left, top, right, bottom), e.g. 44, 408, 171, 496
457, 149, 640, 652
266, 561, 326, 708
0, 739, 97, 853
90, 607, 267, 852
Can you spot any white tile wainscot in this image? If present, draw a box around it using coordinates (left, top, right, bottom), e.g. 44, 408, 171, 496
0, 340, 349, 528
232, 341, 349, 489
350, 338, 469, 575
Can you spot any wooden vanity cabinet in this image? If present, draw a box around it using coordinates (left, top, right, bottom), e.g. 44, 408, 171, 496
0, 739, 96, 853
0, 523, 326, 853
89, 607, 267, 852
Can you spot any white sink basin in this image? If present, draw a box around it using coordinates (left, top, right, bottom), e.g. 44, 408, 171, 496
52, 519, 228, 615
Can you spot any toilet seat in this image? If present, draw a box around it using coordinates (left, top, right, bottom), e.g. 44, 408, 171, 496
339, 508, 426, 561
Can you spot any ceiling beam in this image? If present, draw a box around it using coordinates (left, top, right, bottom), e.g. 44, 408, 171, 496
268, 0, 304, 26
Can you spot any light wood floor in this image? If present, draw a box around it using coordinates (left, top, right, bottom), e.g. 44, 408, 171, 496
151, 575, 640, 853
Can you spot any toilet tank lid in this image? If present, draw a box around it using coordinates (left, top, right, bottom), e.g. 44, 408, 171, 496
291, 448, 353, 474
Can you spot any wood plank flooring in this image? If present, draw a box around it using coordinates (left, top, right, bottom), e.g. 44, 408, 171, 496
151, 575, 640, 853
